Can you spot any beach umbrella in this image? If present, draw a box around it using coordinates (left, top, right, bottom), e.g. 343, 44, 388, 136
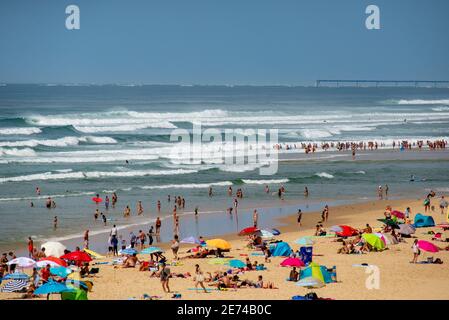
398, 224, 416, 236
335, 225, 358, 237
83, 248, 105, 259
295, 237, 314, 246
226, 259, 246, 268
377, 219, 400, 229
417, 240, 439, 253
61, 287, 88, 300
391, 210, 405, 219
3, 272, 29, 280
330, 225, 343, 233
362, 233, 386, 251
207, 258, 228, 265
255, 230, 275, 239
118, 248, 138, 255
37, 257, 68, 268
140, 246, 164, 255
180, 236, 201, 245
271, 228, 281, 235
50, 266, 73, 278
296, 277, 325, 289
381, 233, 399, 245
41, 241, 66, 258
65, 279, 90, 291
1, 279, 28, 293
60, 251, 92, 263
373, 233, 387, 246
92, 196, 102, 203
280, 257, 305, 267
34, 280, 75, 295
206, 239, 231, 250
7, 257, 35, 268
238, 227, 259, 236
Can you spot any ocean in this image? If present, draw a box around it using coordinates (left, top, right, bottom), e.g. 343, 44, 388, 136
1, 84, 449, 252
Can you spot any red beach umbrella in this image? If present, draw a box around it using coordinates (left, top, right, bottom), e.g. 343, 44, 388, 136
280, 257, 305, 267
335, 225, 358, 237
238, 227, 259, 236
391, 210, 405, 219
60, 251, 92, 262
37, 256, 68, 267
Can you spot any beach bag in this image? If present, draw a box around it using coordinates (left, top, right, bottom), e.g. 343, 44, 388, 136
305, 292, 318, 300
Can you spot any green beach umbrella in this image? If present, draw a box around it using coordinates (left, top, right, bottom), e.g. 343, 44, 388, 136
362, 233, 386, 251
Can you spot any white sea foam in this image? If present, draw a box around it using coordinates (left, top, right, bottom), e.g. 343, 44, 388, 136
315, 172, 334, 179
0, 136, 117, 148
0, 147, 36, 157
0, 127, 42, 135
397, 99, 449, 105
0, 169, 197, 183
140, 181, 233, 190
241, 179, 289, 185
432, 106, 449, 111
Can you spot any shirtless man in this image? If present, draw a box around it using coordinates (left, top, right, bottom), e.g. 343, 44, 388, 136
253, 209, 258, 228
122, 253, 139, 268
123, 205, 131, 217
155, 217, 162, 235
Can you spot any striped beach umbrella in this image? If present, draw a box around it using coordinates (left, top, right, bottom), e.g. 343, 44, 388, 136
1, 279, 28, 292
36, 257, 67, 268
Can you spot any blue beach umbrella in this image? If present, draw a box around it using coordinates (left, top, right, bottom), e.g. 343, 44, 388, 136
140, 247, 164, 254
34, 281, 75, 295
119, 248, 138, 255
1, 279, 28, 292
226, 259, 246, 268
50, 266, 73, 278
3, 272, 29, 280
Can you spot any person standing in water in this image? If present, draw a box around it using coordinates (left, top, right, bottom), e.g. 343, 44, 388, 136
148, 226, 154, 245
53, 216, 58, 230
112, 192, 118, 208
194, 206, 199, 216
157, 200, 161, 212
155, 217, 162, 235
385, 184, 389, 198
101, 212, 107, 226
105, 196, 110, 210
208, 187, 213, 197
253, 209, 259, 228
304, 186, 309, 197
123, 205, 131, 217
377, 186, 383, 200
137, 201, 144, 215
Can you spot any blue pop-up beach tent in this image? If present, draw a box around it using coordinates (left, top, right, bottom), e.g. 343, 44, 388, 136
414, 213, 435, 228
269, 242, 292, 257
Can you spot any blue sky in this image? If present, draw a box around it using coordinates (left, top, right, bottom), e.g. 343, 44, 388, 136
0, 0, 448, 84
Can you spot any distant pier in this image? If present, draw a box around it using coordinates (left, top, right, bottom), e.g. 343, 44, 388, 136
315, 80, 449, 88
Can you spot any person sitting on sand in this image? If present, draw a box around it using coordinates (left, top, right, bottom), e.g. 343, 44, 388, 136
245, 257, 253, 270
364, 224, 373, 233
122, 253, 140, 268
217, 272, 234, 289
288, 267, 299, 282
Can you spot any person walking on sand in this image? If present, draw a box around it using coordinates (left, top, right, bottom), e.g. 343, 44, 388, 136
411, 239, 420, 263
194, 264, 208, 293
160, 262, 171, 293
83, 230, 89, 249
324, 205, 329, 222
439, 196, 448, 215
253, 209, 259, 228
171, 235, 180, 260
27, 237, 34, 258
297, 209, 302, 227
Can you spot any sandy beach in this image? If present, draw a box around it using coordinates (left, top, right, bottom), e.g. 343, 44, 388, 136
2, 196, 448, 300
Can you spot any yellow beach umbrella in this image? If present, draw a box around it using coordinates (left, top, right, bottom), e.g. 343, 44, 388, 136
83, 248, 105, 259
206, 239, 231, 250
